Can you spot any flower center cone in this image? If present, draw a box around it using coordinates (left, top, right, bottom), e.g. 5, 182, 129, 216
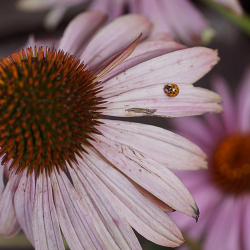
0, 46, 105, 175
211, 134, 250, 194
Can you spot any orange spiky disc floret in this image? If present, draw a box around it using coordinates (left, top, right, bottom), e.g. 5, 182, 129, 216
0, 46, 105, 175
211, 134, 250, 194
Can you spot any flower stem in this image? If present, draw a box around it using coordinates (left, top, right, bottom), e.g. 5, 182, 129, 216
200, 0, 250, 37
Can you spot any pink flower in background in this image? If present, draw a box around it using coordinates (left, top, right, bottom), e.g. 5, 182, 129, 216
170, 68, 250, 250
0, 11, 223, 250
17, 0, 215, 45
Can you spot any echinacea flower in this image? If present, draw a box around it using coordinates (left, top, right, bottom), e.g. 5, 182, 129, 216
0, 11, 222, 250
17, 0, 214, 45
170, 68, 250, 250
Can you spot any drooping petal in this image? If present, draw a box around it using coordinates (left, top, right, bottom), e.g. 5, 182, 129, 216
172, 170, 209, 193
243, 196, 250, 250
91, 133, 199, 219
100, 40, 186, 82
51, 170, 106, 250
68, 164, 143, 250
102, 84, 222, 117
203, 197, 241, 250
32, 172, 65, 250
80, 14, 152, 70
78, 148, 184, 247
204, 113, 225, 140
171, 116, 219, 150
101, 47, 219, 98
14, 169, 35, 245
58, 11, 107, 55
98, 119, 207, 170
0, 173, 21, 237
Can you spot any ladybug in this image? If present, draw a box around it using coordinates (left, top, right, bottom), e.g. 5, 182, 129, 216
164, 84, 179, 97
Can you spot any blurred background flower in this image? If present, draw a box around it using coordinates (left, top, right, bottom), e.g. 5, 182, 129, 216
17, 0, 216, 45
170, 67, 250, 250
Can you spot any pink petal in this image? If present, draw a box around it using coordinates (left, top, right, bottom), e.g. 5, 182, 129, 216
236, 66, 250, 134
160, 0, 214, 45
0, 173, 21, 237
98, 119, 206, 170
58, 11, 107, 55
212, 75, 237, 134
33, 174, 48, 249
101, 47, 220, 97
68, 164, 143, 250
100, 40, 186, 82
204, 113, 226, 139
32, 172, 65, 250
203, 197, 242, 250
79, 148, 184, 247
51, 170, 106, 250
171, 116, 218, 149
14, 169, 35, 245
243, 196, 250, 250
91, 133, 199, 219
80, 14, 152, 70
102, 84, 222, 117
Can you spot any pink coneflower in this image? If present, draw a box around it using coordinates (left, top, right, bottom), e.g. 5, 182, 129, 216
0, 11, 222, 249
170, 68, 250, 250
17, 0, 215, 45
